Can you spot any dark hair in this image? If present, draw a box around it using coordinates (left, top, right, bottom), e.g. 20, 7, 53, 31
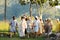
25, 17, 30, 21
21, 16, 25, 20
35, 17, 37, 20
12, 16, 15, 20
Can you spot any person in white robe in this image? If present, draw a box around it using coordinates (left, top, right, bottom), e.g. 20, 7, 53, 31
26, 17, 33, 38
18, 16, 27, 37
33, 16, 40, 37
9, 16, 18, 38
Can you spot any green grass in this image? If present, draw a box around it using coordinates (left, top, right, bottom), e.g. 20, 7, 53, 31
0, 37, 44, 40
0, 36, 45, 40
0, 32, 45, 40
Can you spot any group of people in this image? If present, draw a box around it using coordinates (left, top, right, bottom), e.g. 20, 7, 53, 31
9, 15, 60, 38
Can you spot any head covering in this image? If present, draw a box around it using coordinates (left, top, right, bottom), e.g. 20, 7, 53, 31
35, 16, 38, 19
56, 19, 59, 21
47, 18, 51, 20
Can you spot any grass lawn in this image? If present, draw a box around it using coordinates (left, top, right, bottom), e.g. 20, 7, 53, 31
0, 36, 45, 40
0, 31, 45, 40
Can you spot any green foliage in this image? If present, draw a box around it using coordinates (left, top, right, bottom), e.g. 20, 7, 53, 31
30, 0, 33, 2
49, 0, 54, 6
41, 0, 47, 4
19, 0, 36, 5
19, 0, 47, 5
54, 0, 58, 6
37, 0, 41, 5
49, 0, 58, 7
37, 0, 47, 5
19, 0, 26, 5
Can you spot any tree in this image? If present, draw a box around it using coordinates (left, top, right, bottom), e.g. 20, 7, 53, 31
49, 0, 58, 7
36, 0, 47, 18
19, 0, 36, 17
4, 0, 7, 21
19, 0, 47, 17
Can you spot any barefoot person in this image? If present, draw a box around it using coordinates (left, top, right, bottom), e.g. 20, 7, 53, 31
9, 16, 18, 38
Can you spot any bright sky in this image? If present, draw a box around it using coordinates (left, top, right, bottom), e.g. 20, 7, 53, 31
55, 5, 60, 9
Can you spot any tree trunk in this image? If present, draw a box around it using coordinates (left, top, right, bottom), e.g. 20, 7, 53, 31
39, 1, 42, 19
40, 5, 42, 19
4, 0, 6, 21
30, 3, 32, 17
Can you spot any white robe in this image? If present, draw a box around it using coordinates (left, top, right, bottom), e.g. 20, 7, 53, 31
27, 20, 32, 33
10, 20, 18, 32
18, 19, 27, 37
33, 20, 40, 32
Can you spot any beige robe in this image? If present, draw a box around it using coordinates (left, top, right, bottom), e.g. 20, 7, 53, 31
39, 20, 44, 34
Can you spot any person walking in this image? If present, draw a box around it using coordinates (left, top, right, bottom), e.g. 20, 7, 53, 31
9, 16, 18, 38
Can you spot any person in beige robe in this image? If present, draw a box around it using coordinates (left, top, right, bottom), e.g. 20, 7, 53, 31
39, 19, 44, 34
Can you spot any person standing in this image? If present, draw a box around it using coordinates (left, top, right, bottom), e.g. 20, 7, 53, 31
9, 16, 18, 38
39, 18, 44, 34
26, 17, 33, 38
33, 16, 40, 37
44, 18, 53, 35
55, 19, 60, 32
44, 19, 48, 34
18, 16, 27, 38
